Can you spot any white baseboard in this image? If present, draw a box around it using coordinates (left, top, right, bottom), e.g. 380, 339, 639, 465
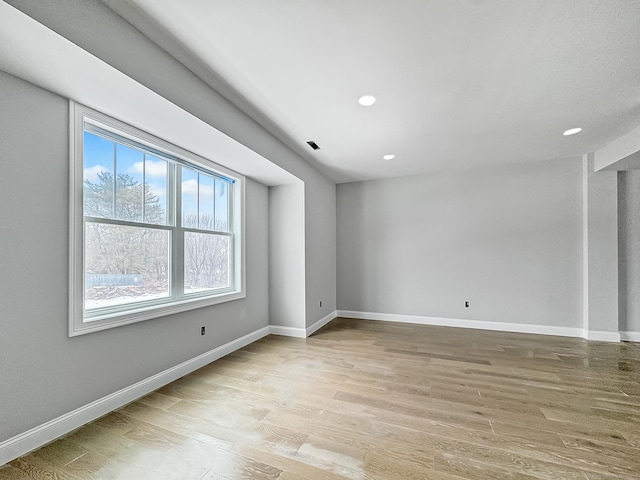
0, 313, 343, 466
337, 310, 586, 338
0, 326, 271, 467
337, 310, 630, 342
620, 331, 640, 342
2, 312, 626, 466
306, 311, 337, 336
586, 330, 621, 342
268, 325, 306, 338
268, 311, 338, 338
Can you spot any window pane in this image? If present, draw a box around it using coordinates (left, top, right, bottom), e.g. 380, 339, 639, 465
144, 155, 168, 225
215, 178, 229, 231
84, 223, 170, 311
184, 232, 229, 293
181, 166, 198, 228
83, 131, 114, 218
198, 173, 215, 230
115, 144, 143, 222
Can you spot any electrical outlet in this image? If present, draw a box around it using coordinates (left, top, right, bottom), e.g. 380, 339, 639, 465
201, 326, 206, 335
465, 301, 469, 308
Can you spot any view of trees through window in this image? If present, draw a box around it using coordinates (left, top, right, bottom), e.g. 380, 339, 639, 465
83, 129, 232, 313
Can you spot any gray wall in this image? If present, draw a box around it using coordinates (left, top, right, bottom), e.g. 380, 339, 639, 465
337, 158, 584, 328
4, 0, 337, 327
304, 176, 337, 327
585, 160, 619, 333
0, 71, 270, 441
269, 183, 306, 328
619, 170, 640, 333
0, 0, 337, 444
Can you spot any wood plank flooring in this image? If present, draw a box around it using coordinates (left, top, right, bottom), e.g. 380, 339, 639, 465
2, 318, 640, 479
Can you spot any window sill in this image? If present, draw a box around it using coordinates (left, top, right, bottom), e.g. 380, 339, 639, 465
69, 290, 246, 337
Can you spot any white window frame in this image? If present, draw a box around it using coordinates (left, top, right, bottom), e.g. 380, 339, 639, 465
69, 102, 245, 336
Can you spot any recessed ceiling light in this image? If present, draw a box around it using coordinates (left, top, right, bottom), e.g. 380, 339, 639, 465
383, 154, 395, 160
563, 127, 582, 136
358, 95, 376, 106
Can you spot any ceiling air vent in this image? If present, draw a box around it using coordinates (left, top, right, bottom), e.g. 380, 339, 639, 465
306, 140, 320, 151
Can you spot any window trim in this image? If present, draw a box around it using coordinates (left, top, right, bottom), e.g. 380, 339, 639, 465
69, 102, 246, 337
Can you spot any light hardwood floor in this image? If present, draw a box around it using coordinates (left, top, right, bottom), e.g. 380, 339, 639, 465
2, 318, 640, 479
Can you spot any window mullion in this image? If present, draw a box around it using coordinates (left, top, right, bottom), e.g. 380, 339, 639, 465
180, 227, 232, 236
213, 177, 216, 230
228, 182, 234, 289
174, 165, 184, 301
83, 216, 173, 230
112, 142, 117, 218
142, 152, 146, 222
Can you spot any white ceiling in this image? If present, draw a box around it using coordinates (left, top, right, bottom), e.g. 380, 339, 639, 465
109, 0, 640, 183
0, 2, 298, 187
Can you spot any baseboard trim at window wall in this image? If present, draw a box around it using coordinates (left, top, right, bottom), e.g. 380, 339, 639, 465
0, 313, 342, 466
336, 310, 626, 342
586, 330, 622, 342
5, 313, 628, 466
268, 325, 307, 338
268, 311, 338, 338
620, 331, 640, 342
0, 326, 271, 466
307, 311, 338, 336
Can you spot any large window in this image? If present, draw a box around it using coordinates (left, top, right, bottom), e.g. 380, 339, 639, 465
70, 104, 245, 336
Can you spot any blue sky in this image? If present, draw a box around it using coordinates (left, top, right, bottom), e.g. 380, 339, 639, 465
181, 166, 228, 229
84, 131, 228, 229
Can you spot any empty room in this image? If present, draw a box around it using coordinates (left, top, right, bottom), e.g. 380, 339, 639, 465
1, 1, 640, 479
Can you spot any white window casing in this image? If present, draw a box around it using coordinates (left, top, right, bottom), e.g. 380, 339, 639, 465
69, 102, 245, 336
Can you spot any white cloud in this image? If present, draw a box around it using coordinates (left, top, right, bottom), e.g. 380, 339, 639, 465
147, 183, 166, 200
182, 178, 198, 197
182, 179, 215, 199
84, 165, 108, 182
128, 160, 167, 177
